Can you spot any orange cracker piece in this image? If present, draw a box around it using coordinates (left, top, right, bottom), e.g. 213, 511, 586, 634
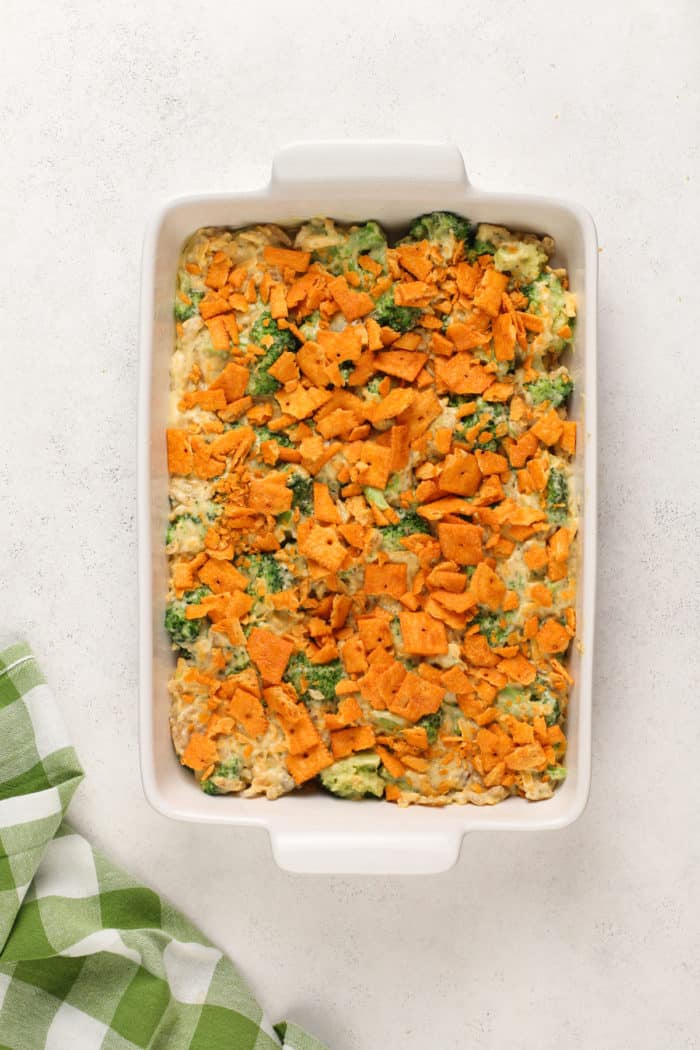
267, 351, 298, 384
427, 568, 466, 593
519, 312, 545, 333
324, 697, 363, 731
182, 389, 227, 412
505, 743, 548, 772
228, 688, 268, 737
393, 280, 433, 305
377, 745, 405, 779
204, 255, 231, 290
387, 672, 445, 723
470, 562, 506, 610
262, 246, 311, 273
396, 244, 432, 281
440, 450, 482, 496
317, 409, 359, 439
441, 665, 472, 694
374, 350, 428, 382
492, 312, 516, 361
475, 450, 509, 475
275, 385, 332, 420
497, 654, 537, 685
399, 612, 449, 655
536, 619, 571, 654
330, 725, 376, 759
198, 559, 248, 594
463, 633, 499, 668
269, 283, 289, 319
317, 326, 364, 364
249, 476, 293, 516
560, 420, 577, 455
199, 292, 231, 320
181, 732, 218, 771
369, 387, 415, 424
531, 408, 564, 446
313, 483, 341, 523
247, 628, 294, 683
297, 522, 347, 571
431, 331, 455, 356
204, 315, 232, 351
445, 322, 491, 351
210, 362, 250, 402
437, 522, 483, 566
357, 615, 393, 652
390, 424, 411, 471
397, 388, 442, 440
328, 275, 376, 321
364, 562, 408, 599
357, 441, 393, 489
286, 743, 334, 784
483, 382, 515, 404
341, 636, 368, 674
455, 261, 480, 296
507, 430, 539, 468
166, 429, 193, 475
434, 354, 493, 395
474, 268, 509, 317
359, 254, 383, 277
297, 341, 333, 386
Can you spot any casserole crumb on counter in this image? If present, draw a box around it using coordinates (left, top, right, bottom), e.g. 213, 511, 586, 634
164, 213, 577, 806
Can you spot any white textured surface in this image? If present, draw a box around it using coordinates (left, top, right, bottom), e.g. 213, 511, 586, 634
1, 1, 698, 1047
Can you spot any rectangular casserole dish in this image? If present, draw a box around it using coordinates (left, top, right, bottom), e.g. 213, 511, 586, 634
138, 141, 597, 874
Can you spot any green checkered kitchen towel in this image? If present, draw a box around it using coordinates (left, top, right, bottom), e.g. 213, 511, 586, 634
0, 642, 327, 1050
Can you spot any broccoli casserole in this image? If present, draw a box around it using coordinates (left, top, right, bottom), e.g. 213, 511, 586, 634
165, 212, 577, 806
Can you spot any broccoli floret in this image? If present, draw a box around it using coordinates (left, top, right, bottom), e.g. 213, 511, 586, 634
418, 710, 442, 744
247, 313, 299, 396
339, 361, 354, 383
546, 469, 569, 524
201, 758, 241, 795
379, 510, 431, 551
455, 399, 508, 449
495, 685, 534, 721
468, 238, 496, 260
366, 376, 383, 396
284, 652, 344, 703
526, 375, 573, 408
320, 752, 385, 799
370, 710, 409, 733
298, 310, 320, 341
348, 221, 387, 257
254, 426, 293, 448
364, 487, 390, 511
227, 646, 251, 673
545, 765, 567, 782
406, 211, 474, 245
287, 471, 313, 516
533, 678, 562, 726
165, 514, 205, 547
522, 273, 573, 347
311, 221, 388, 276
244, 553, 293, 595
174, 289, 204, 322
372, 289, 421, 334
473, 611, 512, 647
164, 586, 212, 649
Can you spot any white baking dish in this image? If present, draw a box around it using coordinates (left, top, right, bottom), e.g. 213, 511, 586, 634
138, 142, 597, 874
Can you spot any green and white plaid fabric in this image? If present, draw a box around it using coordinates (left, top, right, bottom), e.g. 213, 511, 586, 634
0, 643, 326, 1050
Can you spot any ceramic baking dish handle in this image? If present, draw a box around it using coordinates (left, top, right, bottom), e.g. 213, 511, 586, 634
270, 830, 462, 875
270, 140, 469, 192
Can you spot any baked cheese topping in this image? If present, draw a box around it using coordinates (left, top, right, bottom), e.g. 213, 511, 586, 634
165, 213, 577, 806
